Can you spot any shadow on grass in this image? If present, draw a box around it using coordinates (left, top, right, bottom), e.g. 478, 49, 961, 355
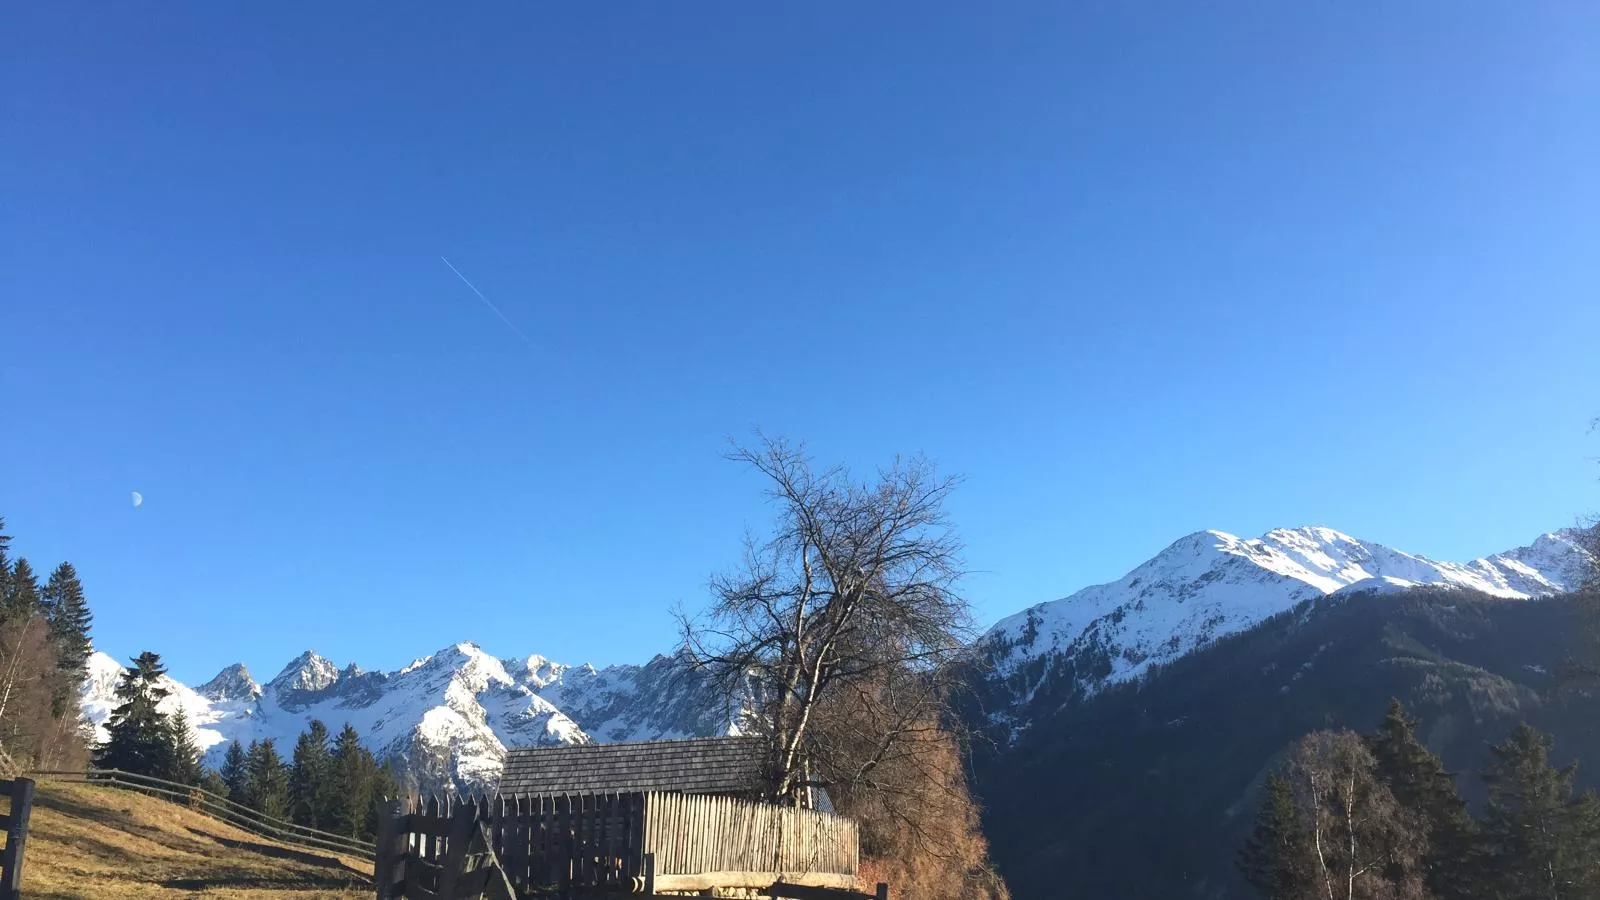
198, 828, 373, 882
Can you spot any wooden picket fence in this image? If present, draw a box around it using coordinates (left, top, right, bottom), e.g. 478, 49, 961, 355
375, 790, 881, 899
1, 777, 35, 900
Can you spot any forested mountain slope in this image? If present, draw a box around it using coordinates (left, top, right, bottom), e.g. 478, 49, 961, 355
969, 586, 1600, 899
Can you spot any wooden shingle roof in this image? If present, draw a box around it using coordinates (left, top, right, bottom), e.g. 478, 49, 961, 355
498, 736, 767, 797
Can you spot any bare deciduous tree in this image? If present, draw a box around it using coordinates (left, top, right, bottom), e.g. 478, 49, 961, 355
680, 436, 975, 805
681, 437, 1008, 898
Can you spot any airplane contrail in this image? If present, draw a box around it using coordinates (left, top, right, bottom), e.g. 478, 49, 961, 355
440, 256, 533, 345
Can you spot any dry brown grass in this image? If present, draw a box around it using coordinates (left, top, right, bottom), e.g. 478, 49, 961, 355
16, 779, 371, 899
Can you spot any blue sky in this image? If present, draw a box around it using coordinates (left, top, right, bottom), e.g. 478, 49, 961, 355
3, 3, 1597, 685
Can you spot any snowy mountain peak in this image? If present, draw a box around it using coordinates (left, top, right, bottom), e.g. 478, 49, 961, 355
269, 650, 341, 693
198, 663, 261, 701
503, 654, 569, 690
85, 651, 125, 700
982, 526, 1593, 730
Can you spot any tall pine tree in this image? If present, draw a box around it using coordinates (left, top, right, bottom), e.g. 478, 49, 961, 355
167, 708, 203, 785
244, 738, 290, 818
1477, 723, 1600, 900
93, 652, 180, 778
327, 723, 376, 839
1237, 772, 1308, 899
1367, 699, 1476, 899
42, 563, 92, 671
1, 557, 41, 623
220, 740, 249, 804
288, 720, 333, 828
0, 519, 13, 621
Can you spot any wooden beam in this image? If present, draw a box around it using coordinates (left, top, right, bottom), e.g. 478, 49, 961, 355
648, 871, 859, 893
1, 778, 36, 900
765, 883, 878, 900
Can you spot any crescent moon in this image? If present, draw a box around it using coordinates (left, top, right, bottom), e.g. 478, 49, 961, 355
131, 492, 143, 508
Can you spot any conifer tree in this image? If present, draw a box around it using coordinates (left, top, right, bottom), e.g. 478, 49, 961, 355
93, 651, 179, 778
42, 562, 93, 681
288, 720, 333, 828
167, 708, 203, 786
1477, 724, 1600, 900
199, 766, 229, 799
0, 519, 13, 620
1367, 699, 1475, 898
1238, 772, 1308, 899
328, 723, 376, 839
362, 757, 403, 841
244, 738, 290, 818
1, 557, 41, 623
220, 740, 249, 804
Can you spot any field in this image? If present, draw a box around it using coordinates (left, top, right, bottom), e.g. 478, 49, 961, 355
17, 779, 371, 898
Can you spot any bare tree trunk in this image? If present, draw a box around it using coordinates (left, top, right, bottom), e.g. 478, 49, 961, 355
0, 616, 41, 727
1346, 774, 1357, 900
1309, 774, 1336, 900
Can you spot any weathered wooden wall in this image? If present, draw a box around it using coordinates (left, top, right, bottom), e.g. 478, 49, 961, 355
642, 792, 857, 879
379, 789, 860, 897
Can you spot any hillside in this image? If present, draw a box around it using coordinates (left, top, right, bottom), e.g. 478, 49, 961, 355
968, 585, 1600, 900
17, 779, 370, 899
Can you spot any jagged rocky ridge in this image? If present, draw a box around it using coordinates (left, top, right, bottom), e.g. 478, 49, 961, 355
81, 643, 743, 791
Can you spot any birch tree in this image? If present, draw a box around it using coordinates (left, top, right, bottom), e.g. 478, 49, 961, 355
1287, 730, 1429, 900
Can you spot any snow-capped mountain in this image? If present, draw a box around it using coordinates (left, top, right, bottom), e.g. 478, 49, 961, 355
80, 525, 1592, 787
978, 526, 1594, 731
81, 642, 739, 792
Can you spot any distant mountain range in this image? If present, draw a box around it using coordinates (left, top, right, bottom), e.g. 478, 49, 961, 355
79, 525, 1593, 797
81, 643, 742, 791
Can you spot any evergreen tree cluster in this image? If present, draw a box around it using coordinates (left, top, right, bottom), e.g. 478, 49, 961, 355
92, 651, 205, 785
216, 720, 398, 841
0, 515, 96, 770
1240, 699, 1600, 900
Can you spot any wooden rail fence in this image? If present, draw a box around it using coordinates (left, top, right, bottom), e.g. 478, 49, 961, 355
31, 768, 374, 862
1, 777, 35, 900
375, 790, 881, 899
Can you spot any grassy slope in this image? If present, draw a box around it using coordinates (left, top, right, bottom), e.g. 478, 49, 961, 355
18, 780, 371, 899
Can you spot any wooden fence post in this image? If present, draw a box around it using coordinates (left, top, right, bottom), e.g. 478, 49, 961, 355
1, 777, 36, 900
373, 798, 407, 900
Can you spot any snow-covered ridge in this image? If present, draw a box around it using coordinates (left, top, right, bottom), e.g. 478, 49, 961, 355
981, 526, 1594, 722
81, 641, 739, 792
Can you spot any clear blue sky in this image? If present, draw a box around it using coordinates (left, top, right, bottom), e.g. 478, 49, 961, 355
3, 3, 1597, 685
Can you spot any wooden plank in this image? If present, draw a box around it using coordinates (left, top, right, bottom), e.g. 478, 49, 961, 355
451, 866, 492, 899
372, 797, 406, 900
435, 802, 477, 900
650, 871, 859, 892
423, 795, 440, 872
1, 778, 36, 900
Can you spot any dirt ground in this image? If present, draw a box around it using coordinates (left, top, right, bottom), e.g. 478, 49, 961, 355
13, 779, 371, 898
